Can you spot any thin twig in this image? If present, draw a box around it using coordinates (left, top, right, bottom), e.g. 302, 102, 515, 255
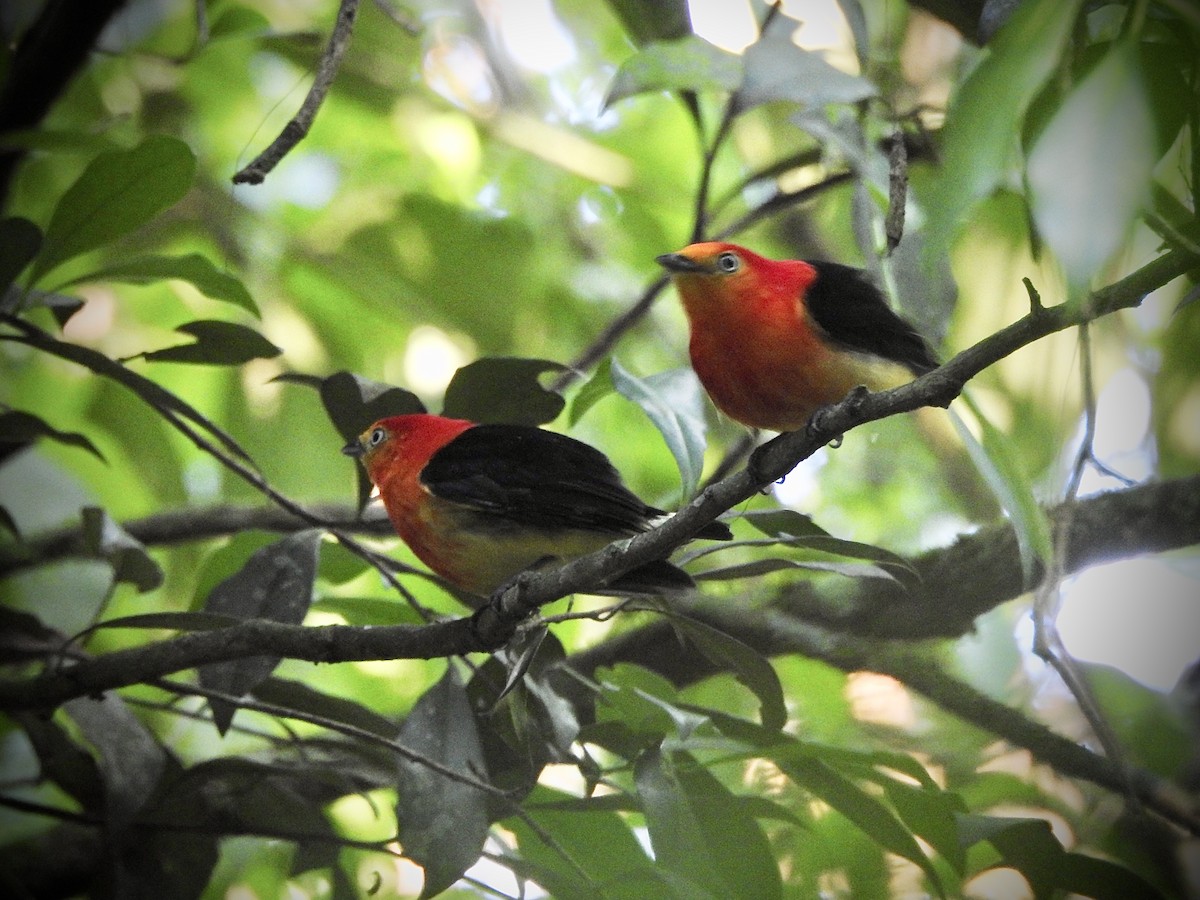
231, 0, 361, 185
1031, 322, 1143, 813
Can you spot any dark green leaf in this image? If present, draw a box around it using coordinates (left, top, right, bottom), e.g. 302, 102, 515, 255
81, 506, 163, 592
604, 0, 691, 46
924, 0, 1083, 256
65, 693, 168, 828
693, 556, 897, 582
605, 36, 742, 110
568, 356, 616, 426
307, 370, 425, 443
16, 289, 85, 327
251, 676, 400, 738
31, 135, 197, 285
611, 361, 707, 498
883, 780, 967, 876
441, 356, 566, 425
0, 505, 18, 539
958, 813, 1161, 900
635, 746, 781, 899
739, 27, 875, 111
506, 785, 656, 899
197, 530, 321, 734
493, 623, 549, 704
0, 216, 42, 294
633, 747, 730, 900
395, 667, 490, 898
742, 507, 828, 539
311, 596, 425, 627
951, 403, 1051, 582
780, 755, 943, 896
660, 612, 787, 731
64, 253, 260, 316
142, 319, 281, 366
12, 712, 104, 809
209, 3, 271, 39
0, 410, 106, 462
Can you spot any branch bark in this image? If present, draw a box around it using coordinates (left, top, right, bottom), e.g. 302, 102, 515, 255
2, 471, 1196, 713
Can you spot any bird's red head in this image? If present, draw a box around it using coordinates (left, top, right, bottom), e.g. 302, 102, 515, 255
656, 241, 816, 317
344, 414, 474, 490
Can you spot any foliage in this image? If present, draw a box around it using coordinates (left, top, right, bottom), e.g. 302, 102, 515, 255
1, 0, 1198, 897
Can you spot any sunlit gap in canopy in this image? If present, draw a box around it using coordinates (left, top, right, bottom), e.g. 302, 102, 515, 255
485, 0, 575, 73
689, 0, 853, 57
1052, 366, 1200, 693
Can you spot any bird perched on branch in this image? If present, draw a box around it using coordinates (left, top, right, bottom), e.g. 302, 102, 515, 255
343, 414, 731, 597
657, 241, 938, 433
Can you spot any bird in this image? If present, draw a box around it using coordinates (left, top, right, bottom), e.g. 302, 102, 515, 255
656, 241, 938, 433
343, 414, 731, 597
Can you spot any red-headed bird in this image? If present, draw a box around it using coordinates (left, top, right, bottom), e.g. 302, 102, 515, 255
657, 242, 938, 432
343, 414, 730, 597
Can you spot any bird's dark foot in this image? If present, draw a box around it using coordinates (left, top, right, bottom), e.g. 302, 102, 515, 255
808, 386, 870, 447
747, 440, 774, 487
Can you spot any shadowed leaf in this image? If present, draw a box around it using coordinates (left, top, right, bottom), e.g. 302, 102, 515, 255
197, 530, 321, 734
395, 667, 490, 898
441, 357, 566, 425
142, 320, 280, 365
31, 135, 196, 285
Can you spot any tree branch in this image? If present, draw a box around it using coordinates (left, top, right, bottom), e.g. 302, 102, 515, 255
2, 471, 1195, 716
231, 0, 361, 185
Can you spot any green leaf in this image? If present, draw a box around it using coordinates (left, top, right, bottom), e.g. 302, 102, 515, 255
0, 216, 42, 294
395, 667, 490, 899
251, 676, 400, 738
634, 747, 781, 900
568, 357, 616, 426
508, 785, 656, 898
63, 253, 260, 316
957, 813, 1161, 900
883, 779, 967, 876
65, 692, 168, 828
781, 755, 943, 896
30, 135, 197, 285
197, 530, 321, 734
0, 410, 106, 462
141, 320, 281, 365
659, 612, 787, 731
605, 36, 742, 110
604, 0, 691, 46
441, 356, 566, 425
739, 25, 876, 110
1028, 42, 1156, 291
924, 0, 1084, 256
951, 402, 1052, 583
81, 507, 163, 592
692, 556, 899, 583
611, 360, 707, 499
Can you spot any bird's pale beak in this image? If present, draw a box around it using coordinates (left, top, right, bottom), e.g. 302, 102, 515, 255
342, 439, 364, 457
656, 252, 707, 274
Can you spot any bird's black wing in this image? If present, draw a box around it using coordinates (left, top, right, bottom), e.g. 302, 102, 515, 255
420, 424, 656, 535
804, 261, 938, 375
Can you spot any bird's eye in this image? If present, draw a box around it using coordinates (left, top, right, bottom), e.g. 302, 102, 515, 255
369, 427, 387, 447
716, 252, 741, 273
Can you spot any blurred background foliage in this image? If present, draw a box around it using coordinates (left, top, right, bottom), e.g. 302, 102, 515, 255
1, 0, 1198, 897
